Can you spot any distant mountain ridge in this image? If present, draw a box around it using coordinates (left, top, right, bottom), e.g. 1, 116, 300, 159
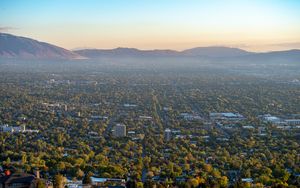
74, 46, 254, 58
74, 47, 180, 58
1, 33, 300, 61
181, 46, 253, 57
0, 33, 84, 59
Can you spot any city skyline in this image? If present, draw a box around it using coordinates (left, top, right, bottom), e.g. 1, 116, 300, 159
1, 0, 300, 52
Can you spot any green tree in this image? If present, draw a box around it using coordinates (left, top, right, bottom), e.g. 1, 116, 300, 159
220, 176, 228, 188
82, 171, 93, 185
53, 174, 66, 188
36, 179, 46, 188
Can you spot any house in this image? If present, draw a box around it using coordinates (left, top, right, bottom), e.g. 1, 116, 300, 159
0, 172, 46, 188
241, 178, 253, 183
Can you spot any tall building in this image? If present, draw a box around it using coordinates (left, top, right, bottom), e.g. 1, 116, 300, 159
20, 124, 26, 132
113, 124, 126, 137
164, 128, 172, 141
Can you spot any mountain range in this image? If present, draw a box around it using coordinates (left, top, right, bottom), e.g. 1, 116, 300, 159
1, 33, 300, 61
0, 33, 83, 59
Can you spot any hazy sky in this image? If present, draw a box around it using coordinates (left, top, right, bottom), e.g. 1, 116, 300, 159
1, 0, 300, 51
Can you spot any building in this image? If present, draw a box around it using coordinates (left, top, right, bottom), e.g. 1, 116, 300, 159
259, 114, 284, 125
0, 125, 39, 133
0, 124, 25, 133
259, 115, 300, 126
0, 172, 47, 188
123, 104, 137, 108
90, 177, 125, 187
164, 128, 172, 141
113, 124, 126, 137
179, 113, 202, 121
241, 178, 254, 183
139, 116, 152, 120
210, 112, 244, 121
285, 119, 300, 126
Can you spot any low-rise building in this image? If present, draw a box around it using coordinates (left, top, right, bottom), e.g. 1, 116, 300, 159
259, 114, 285, 125
210, 112, 244, 121
113, 124, 126, 137
285, 119, 300, 126
0, 172, 49, 188
180, 113, 202, 121
0, 124, 39, 133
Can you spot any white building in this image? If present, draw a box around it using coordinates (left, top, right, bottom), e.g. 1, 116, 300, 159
164, 128, 172, 141
113, 124, 126, 137
0, 124, 39, 133
124, 104, 137, 108
210, 112, 244, 121
139, 116, 153, 120
180, 113, 202, 121
0, 124, 26, 133
285, 119, 300, 126
259, 114, 285, 125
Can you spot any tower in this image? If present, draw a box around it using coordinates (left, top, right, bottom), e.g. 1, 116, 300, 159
113, 124, 127, 137
164, 128, 171, 141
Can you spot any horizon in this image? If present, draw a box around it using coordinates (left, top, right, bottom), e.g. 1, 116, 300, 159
1, 0, 300, 52
1, 31, 300, 54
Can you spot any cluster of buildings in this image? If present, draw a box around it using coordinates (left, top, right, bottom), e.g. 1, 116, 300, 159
0, 124, 39, 133
47, 79, 98, 86
163, 129, 183, 141
66, 176, 126, 188
112, 123, 145, 141
259, 114, 300, 128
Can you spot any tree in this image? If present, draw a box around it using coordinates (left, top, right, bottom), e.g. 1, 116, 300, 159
220, 176, 228, 188
126, 179, 137, 188
137, 182, 144, 188
21, 154, 27, 165
56, 162, 66, 172
36, 179, 46, 188
76, 168, 84, 179
5, 157, 11, 165
82, 171, 93, 185
187, 178, 199, 188
53, 174, 66, 188
204, 164, 213, 173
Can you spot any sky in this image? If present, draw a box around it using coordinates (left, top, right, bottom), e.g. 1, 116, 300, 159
1, 0, 300, 52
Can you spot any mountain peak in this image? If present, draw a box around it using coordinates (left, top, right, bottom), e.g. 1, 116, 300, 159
0, 33, 84, 59
182, 46, 253, 57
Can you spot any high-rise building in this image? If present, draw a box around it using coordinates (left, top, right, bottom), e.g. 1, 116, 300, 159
164, 128, 172, 141
113, 124, 127, 137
